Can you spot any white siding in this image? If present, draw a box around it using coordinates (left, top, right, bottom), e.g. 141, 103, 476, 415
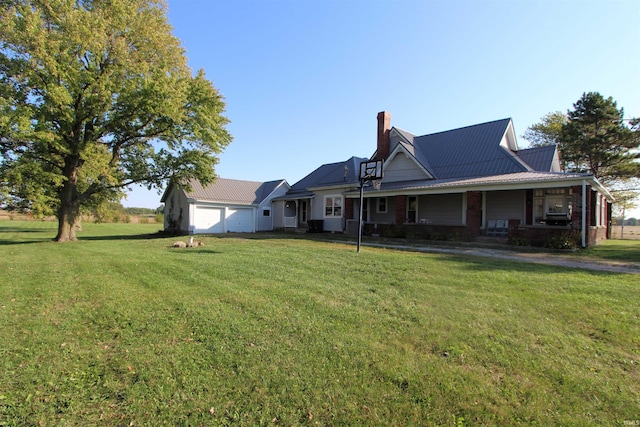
384, 152, 429, 182
257, 205, 273, 231
312, 188, 348, 232
272, 200, 285, 229
256, 182, 289, 231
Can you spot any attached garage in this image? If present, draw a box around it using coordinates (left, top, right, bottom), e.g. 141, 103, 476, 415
226, 208, 254, 232
192, 206, 254, 233
162, 178, 290, 235
193, 206, 224, 234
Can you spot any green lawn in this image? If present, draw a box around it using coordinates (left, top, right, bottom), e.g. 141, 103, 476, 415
1, 221, 638, 426
578, 239, 640, 263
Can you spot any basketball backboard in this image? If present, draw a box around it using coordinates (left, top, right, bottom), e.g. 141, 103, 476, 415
359, 160, 383, 181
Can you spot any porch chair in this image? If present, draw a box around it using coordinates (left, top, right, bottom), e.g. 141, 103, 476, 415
495, 220, 508, 236
487, 220, 497, 236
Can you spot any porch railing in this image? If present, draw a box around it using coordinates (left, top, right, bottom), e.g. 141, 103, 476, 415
284, 216, 297, 228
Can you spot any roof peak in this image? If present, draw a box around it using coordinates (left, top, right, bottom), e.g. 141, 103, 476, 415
419, 118, 512, 138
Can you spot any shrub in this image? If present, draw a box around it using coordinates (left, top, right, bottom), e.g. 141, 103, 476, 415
507, 236, 530, 246
543, 231, 581, 250
382, 225, 406, 238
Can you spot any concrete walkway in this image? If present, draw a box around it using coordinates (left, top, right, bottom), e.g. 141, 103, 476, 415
351, 241, 639, 275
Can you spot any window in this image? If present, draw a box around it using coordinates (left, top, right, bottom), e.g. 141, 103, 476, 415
596, 192, 606, 226
377, 197, 387, 213
262, 209, 271, 217
533, 188, 571, 223
407, 196, 417, 223
362, 198, 369, 222
324, 196, 342, 217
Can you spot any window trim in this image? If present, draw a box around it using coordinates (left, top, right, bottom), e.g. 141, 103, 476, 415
324, 195, 343, 218
533, 188, 571, 223
376, 197, 388, 213
407, 196, 418, 223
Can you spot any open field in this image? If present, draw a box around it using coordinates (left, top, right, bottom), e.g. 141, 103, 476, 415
611, 225, 640, 240
1, 221, 638, 426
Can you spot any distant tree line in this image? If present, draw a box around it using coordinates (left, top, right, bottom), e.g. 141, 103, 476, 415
90, 202, 163, 223
613, 217, 638, 226
123, 206, 164, 216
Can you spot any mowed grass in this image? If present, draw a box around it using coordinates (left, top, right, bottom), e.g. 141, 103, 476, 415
0, 222, 638, 426
578, 239, 640, 263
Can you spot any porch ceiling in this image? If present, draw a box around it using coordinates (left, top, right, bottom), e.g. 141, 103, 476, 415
346, 172, 603, 198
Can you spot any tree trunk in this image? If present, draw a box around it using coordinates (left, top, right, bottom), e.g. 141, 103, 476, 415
55, 202, 80, 242
54, 157, 82, 242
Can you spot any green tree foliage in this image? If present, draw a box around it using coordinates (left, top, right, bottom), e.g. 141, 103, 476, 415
92, 201, 125, 224
560, 92, 639, 184
0, 0, 232, 241
522, 111, 566, 148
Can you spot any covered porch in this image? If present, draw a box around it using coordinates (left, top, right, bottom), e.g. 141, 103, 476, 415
346, 182, 612, 248
276, 197, 313, 231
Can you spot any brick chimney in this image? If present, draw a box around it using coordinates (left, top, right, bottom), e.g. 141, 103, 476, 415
376, 111, 391, 160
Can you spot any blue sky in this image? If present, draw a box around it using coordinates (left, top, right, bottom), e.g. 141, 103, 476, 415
123, 0, 640, 216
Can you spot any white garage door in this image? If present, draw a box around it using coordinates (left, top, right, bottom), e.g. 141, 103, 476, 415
193, 206, 224, 234
226, 208, 253, 232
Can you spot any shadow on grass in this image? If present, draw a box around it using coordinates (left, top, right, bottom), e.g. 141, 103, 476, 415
0, 238, 52, 245
0, 230, 168, 245
78, 232, 168, 241
0, 227, 50, 233
167, 248, 223, 255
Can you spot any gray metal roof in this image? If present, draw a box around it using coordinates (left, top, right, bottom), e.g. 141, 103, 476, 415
355, 171, 591, 195
517, 145, 557, 172
409, 118, 529, 179
288, 156, 368, 194
279, 117, 593, 202
182, 178, 286, 205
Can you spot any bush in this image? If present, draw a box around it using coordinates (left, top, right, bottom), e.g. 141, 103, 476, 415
507, 236, 530, 247
543, 231, 581, 250
382, 225, 407, 238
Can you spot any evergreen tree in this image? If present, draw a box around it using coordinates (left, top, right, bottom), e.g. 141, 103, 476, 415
560, 92, 639, 184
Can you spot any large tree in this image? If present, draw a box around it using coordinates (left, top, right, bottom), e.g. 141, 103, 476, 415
522, 111, 567, 148
0, 0, 231, 241
560, 92, 639, 184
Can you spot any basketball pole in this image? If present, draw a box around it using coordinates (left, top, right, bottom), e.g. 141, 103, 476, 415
357, 159, 383, 253
357, 179, 364, 253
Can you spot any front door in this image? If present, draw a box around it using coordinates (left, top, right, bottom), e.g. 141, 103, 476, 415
300, 200, 308, 224
407, 196, 418, 223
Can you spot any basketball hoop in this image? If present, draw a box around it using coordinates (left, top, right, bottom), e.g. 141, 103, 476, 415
359, 160, 384, 181
357, 160, 384, 253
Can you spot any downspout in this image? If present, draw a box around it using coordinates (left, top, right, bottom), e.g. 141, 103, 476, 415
581, 180, 587, 248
